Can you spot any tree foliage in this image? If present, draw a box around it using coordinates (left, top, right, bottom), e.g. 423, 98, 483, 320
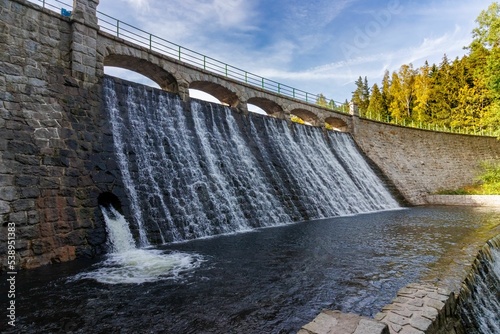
348, 2, 500, 135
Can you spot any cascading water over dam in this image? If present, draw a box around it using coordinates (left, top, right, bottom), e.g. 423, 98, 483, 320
459, 247, 500, 333
103, 76, 400, 245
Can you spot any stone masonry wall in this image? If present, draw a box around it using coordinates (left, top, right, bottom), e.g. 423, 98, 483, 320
2, 0, 500, 272
352, 118, 500, 205
0, 0, 124, 270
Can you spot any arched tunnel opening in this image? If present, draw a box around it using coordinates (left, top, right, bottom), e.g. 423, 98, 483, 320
97, 192, 122, 213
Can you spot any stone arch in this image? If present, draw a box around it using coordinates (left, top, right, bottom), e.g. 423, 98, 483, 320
325, 117, 349, 132
290, 108, 319, 126
247, 97, 284, 116
189, 81, 240, 107
97, 192, 122, 212
104, 54, 179, 93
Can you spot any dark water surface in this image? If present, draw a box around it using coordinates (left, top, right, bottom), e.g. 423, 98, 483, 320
3, 206, 500, 334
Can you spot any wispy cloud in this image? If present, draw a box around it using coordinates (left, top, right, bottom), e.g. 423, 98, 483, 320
97, 0, 493, 101
123, 0, 150, 12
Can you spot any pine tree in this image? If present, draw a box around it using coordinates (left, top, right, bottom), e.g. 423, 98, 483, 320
351, 76, 370, 116
428, 55, 453, 126
367, 84, 384, 120
381, 70, 392, 121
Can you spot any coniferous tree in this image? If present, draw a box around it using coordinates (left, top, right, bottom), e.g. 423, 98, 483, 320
428, 55, 453, 126
352, 76, 370, 116
381, 70, 392, 121
367, 84, 384, 120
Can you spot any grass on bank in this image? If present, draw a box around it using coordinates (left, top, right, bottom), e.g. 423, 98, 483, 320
437, 161, 500, 195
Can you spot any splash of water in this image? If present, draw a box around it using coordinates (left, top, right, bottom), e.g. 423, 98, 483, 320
73, 207, 204, 284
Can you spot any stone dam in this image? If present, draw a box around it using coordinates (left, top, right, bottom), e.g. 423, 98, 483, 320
1, 0, 500, 333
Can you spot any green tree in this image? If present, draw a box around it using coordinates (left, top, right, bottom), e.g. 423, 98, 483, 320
472, 2, 500, 49
388, 71, 404, 121
381, 70, 392, 121
367, 84, 384, 120
388, 65, 416, 121
428, 55, 453, 126
316, 93, 328, 107
469, 2, 500, 132
398, 64, 417, 118
413, 61, 433, 123
351, 76, 370, 116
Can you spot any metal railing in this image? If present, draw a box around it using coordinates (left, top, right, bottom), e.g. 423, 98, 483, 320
361, 112, 498, 137
96, 11, 347, 112
27, 0, 346, 113
24, 0, 497, 136
32, 0, 71, 13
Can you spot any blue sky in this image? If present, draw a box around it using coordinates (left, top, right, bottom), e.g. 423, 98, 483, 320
96, 0, 493, 103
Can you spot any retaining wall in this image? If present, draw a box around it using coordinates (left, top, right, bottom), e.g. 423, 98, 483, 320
353, 118, 500, 205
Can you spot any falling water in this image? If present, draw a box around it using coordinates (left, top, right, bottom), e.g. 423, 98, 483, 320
102, 205, 136, 253
73, 206, 204, 284
460, 248, 500, 333
103, 76, 400, 244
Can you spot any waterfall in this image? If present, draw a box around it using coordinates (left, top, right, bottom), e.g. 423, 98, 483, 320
102, 205, 136, 253
460, 248, 500, 333
73, 206, 203, 284
103, 76, 400, 244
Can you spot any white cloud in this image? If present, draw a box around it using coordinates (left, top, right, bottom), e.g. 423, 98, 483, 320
123, 0, 150, 12
95, 0, 493, 103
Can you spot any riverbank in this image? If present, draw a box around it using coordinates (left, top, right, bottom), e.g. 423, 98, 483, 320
299, 203, 500, 334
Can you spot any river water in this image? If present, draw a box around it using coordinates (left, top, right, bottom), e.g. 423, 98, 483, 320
3, 206, 500, 334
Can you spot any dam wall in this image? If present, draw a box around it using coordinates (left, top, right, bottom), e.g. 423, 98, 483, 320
1, 0, 500, 271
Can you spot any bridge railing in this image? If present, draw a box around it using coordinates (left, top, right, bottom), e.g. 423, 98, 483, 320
96, 12, 345, 111
27, 0, 349, 112
31, 0, 70, 13
25, 0, 497, 136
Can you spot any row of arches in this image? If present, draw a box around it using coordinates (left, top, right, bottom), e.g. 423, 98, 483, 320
102, 53, 349, 132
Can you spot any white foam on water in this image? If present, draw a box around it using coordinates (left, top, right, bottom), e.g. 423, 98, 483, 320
72, 206, 204, 284
74, 249, 204, 284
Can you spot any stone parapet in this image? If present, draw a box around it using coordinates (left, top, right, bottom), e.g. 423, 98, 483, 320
299, 310, 389, 334
374, 284, 463, 334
